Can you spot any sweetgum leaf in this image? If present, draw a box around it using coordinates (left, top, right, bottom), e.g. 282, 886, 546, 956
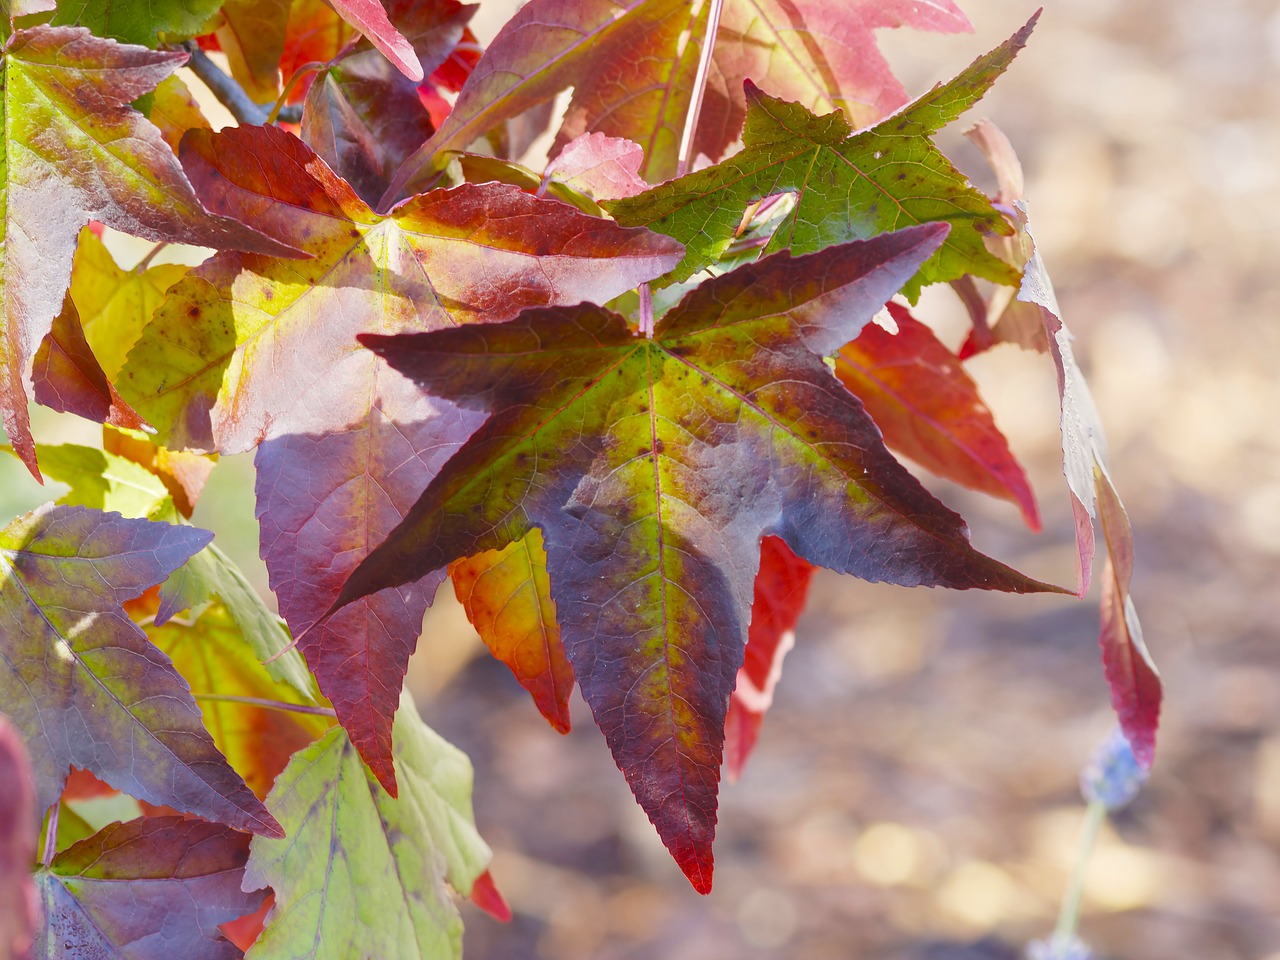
34, 816, 266, 960
120, 123, 681, 793
0, 504, 281, 837
243, 693, 493, 960
543, 133, 648, 202
302, 0, 473, 207
278, 0, 355, 104
51, 0, 225, 47
0, 25, 299, 479
836, 301, 1040, 529
387, 0, 971, 194
450, 529, 574, 734
146, 74, 211, 154
146, 602, 332, 799
68, 227, 188, 383
606, 16, 1038, 290
724, 536, 814, 780
327, 0, 424, 83
103, 426, 214, 520
1014, 206, 1161, 766
216, 0, 291, 103
31, 294, 148, 433
0, 715, 37, 960
339, 224, 1067, 891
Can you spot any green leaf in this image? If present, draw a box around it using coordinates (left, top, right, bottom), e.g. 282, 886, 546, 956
51, 0, 223, 46
0, 504, 281, 836
336, 225, 1067, 892
607, 15, 1038, 292
244, 693, 493, 960
34, 816, 267, 960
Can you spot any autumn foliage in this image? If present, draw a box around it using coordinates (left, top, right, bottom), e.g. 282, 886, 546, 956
0, 0, 1158, 955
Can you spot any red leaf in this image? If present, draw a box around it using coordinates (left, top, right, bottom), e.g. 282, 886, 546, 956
468, 868, 513, 923
0, 716, 37, 960
836, 301, 1040, 530
337, 225, 1066, 891
724, 537, 815, 780
36, 817, 267, 960
328, 0, 424, 83
429, 25, 482, 93
544, 133, 649, 201
31, 295, 149, 434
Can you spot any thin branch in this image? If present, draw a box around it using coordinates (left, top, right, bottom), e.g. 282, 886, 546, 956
676, 0, 725, 177
195, 693, 337, 719
182, 42, 269, 126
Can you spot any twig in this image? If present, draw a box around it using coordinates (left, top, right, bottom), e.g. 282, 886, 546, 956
182, 42, 269, 125
195, 693, 337, 718
676, 0, 725, 177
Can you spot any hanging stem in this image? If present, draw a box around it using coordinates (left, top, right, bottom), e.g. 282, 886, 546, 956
195, 693, 337, 718
1052, 797, 1106, 943
42, 802, 59, 869
133, 241, 169, 273
675, 0, 725, 177
267, 61, 324, 124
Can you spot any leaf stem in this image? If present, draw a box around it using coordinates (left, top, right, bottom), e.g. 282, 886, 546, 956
194, 694, 336, 718
676, 0, 725, 177
42, 802, 59, 868
1052, 797, 1106, 943
183, 42, 270, 125
133, 241, 169, 273
638, 283, 654, 338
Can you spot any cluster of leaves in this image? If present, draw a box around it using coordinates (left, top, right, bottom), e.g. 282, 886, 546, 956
0, 0, 1160, 955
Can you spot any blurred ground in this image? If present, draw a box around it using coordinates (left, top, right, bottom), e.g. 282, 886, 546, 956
422, 2, 1280, 958
1, 0, 1275, 957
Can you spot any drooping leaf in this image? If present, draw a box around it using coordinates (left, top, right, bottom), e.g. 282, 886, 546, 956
1013, 206, 1161, 766
216, 0, 292, 103
31, 295, 148, 433
243, 693, 494, 960
302, 0, 473, 207
0, 25, 299, 478
69, 228, 188, 383
326, 0, 424, 83
50, 0, 225, 46
835, 301, 1040, 529
0, 504, 281, 837
723, 536, 814, 781
450, 528, 574, 733
119, 122, 682, 793
0, 714, 37, 960
387, 0, 974, 194
607, 17, 1038, 290
337, 225, 1067, 891
543, 133, 648, 202
34, 816, 267, 960
146, 601, 332, 799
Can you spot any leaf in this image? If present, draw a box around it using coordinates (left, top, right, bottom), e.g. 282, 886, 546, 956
120, 123, 682, 792
103, 426, 214, 520
543, 133, 649, 202
146, 602, 332, 799
278, 0, 354, 103
606, 16, 1038, 290
0, 25, 299, 479
1012, 206, 1161, 766
243, 693, 493, 960
0, 503, 281, 837
388, 0, 973, 194
327, 0, 424, 83
216, 0, 291, 103
30, 295, 148, 433
0, 715, 37, 960
835, 301, 1040, 529
51, 0, 225, 46
450, 528, 574, 734
69, 228, 188, 384
34, 816, 267, 960
338, 225, 1067, 891
302, 0, 473, 206
723, 536, 814, 781
146, 74, 211, 157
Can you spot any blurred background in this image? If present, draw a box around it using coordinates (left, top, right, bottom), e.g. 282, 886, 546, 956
3, 0, 1278, 956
